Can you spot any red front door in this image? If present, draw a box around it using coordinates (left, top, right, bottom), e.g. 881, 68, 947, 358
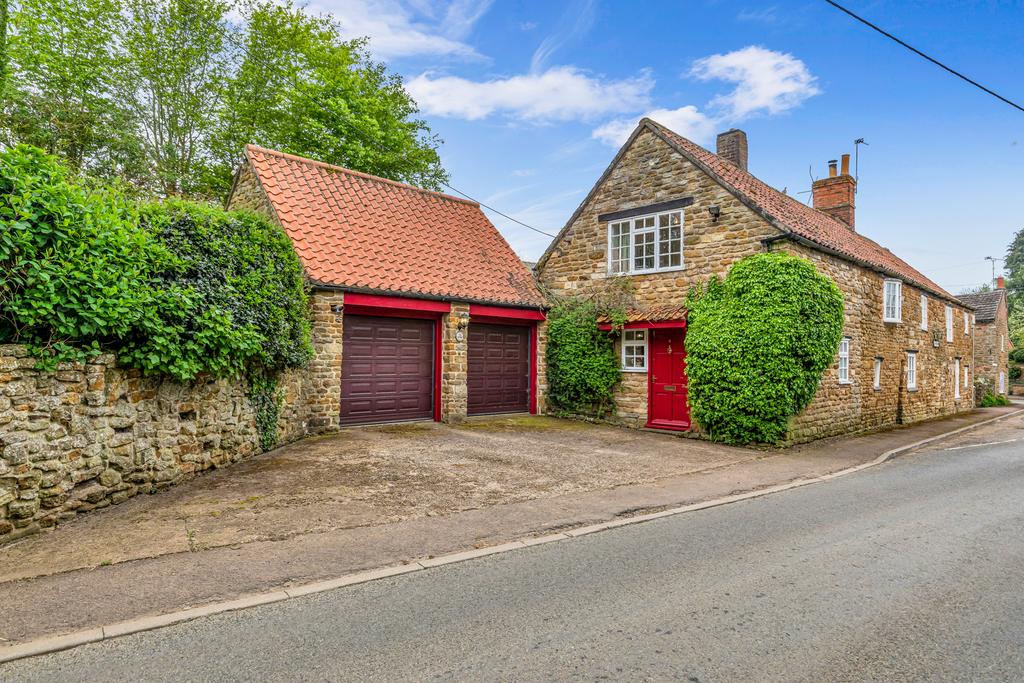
647, 328, 690, 430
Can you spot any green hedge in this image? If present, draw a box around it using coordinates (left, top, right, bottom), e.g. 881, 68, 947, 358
545, 300, 621, 416
686, 252, 845, 445
0, 145, 313, 449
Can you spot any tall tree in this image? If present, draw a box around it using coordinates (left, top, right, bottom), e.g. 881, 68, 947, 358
2, 0, 146, 179
209, 1, 446, 196
117, 0, 232, 196
1005, 227, 1024, 345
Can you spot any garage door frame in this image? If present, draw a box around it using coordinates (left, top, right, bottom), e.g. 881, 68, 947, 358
343, 292, 449, 423
468, 304, 545, 415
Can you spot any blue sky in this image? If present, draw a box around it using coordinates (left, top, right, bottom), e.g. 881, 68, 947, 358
315, 0, 1023, 294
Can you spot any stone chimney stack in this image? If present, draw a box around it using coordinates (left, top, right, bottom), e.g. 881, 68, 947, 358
716, 129, 748, 171
812, 153, 856, 230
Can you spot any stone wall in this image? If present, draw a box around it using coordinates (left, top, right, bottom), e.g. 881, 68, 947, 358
971, 295, 1011, 395
0, 346, 324, 544
538, 127, 975, 442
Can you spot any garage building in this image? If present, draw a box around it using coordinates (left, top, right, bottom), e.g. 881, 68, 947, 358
228, 145, 547, 428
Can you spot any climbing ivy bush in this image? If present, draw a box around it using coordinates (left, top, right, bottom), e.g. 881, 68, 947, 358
545, 299, 622, 417
686, 252, 844, 445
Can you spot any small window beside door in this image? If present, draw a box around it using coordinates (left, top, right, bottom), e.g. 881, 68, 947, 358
621, 329, 647, 371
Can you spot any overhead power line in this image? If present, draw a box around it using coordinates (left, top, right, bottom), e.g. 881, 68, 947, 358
824, 0, 1024, 114
440, 183, 557, 238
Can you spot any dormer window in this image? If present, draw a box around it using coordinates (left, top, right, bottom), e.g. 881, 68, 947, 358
883, 279, 902, 322
607, 210, 683, 275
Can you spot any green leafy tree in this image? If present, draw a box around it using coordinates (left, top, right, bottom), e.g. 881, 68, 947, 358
1005, 226, 1024, 313
117, 0, 233, 196
3, 0, 146, 180
207, 1, 446, 196
686, 252, 845, 445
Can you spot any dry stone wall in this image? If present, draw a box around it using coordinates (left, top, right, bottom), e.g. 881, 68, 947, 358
0, 345, 325, 544
538, 127, 975, 442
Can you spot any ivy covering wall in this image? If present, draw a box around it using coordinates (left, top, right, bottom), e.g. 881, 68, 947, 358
545, 300, 622, 417
686, 252, 845, 445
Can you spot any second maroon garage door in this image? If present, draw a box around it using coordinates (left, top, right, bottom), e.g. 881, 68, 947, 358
340, 315, 435, 425
467, 323, 530, 415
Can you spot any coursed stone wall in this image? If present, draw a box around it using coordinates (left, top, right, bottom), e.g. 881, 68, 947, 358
0, 346, 325, 544
537, 127, 975, 442
971, 295, 1011, 395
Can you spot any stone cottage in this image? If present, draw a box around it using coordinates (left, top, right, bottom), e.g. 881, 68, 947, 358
959, 278, 1012, 395
228, 145, 547, 427
536, 119, 975, 442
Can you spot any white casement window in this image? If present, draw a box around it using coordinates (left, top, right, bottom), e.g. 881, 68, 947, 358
945, 305, 953, 342
883, 279, 902, 322
964, 312, 970, 335
621, 329, 647, 372
964, 365, 970, 389
606, 210, 683, 275
954, 358, 961, 400
873, 358, 882, 390
907, 351, 917, 390
1000, 371, 1007, 394
920, 295, 928, 330
838, 338, 851, 384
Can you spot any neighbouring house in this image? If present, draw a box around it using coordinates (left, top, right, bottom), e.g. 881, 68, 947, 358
959, 277, 1013, 396
536, 119, 975, 442
228, 145, 547, 427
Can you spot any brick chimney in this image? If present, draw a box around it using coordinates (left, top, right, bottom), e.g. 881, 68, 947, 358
997, 276, 1005, 289
716, 129, 748, 171
812, 153, 856, 230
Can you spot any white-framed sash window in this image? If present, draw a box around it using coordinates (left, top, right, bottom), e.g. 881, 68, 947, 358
907, 351, 917, 390
838, 338, 851, 384
954, 358, 961, 400
945, 306, 954, 342
873, 357, 882, 390
883, 280, 902, 322
920, 295, 928, 330
621, 329, 648, 371
607, 210, 683, 275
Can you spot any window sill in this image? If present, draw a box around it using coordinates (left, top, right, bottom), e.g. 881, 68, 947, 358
622, 368, 648, 374
883, 318, 902, 324
609, 265, 686, 277
907, 387, 918, 393
838, 380, 853, 386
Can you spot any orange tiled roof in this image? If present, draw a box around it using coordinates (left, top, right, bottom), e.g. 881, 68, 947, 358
597, 306, 687, 324
642, 119, 959, 303
242, 145, 545, 308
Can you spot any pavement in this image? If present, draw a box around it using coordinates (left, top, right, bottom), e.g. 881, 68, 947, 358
4, 408, 1024, 681
0, 407, 1018, 653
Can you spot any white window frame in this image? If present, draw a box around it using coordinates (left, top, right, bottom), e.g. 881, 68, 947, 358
606, 210, 684, 276
920, 294, 928, 331
1000, 371, 1007, 394
621, 329, 648, 372
964, 364, 969, 390
883, 279, 902, 323
964, 311, 970, 335
1001, 334, 1006, 353
907, 351, 917, 390
954, 358, 961, 400
945, 305, 954, 342
873, 357, 882, 391
838, 338, 851, 384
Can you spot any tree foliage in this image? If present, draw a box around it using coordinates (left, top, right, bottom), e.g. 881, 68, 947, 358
545, 299, 622, 417
685, 252, 845, 445
2, 0, 447, 199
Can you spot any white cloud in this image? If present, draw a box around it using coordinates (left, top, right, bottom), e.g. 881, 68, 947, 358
407, 67, 653, 121
317, 0, 490, 60
691, 46, 819, 120
529, 0, 595, 73
592, 105, 717, 147
592, 46, 818, 147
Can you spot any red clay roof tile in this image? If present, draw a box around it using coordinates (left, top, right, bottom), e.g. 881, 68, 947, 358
243, 145, 545, 308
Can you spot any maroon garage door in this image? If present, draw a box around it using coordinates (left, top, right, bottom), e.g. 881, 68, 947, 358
467, 323, 530, 415
340, 315, 435, 425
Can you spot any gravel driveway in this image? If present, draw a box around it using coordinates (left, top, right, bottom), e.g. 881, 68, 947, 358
0, 415, 757, 581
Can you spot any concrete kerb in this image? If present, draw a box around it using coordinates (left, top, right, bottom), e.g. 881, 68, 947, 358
2, 407, 1020, 666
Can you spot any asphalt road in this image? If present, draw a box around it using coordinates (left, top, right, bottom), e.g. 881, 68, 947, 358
4, 430, 1024, 682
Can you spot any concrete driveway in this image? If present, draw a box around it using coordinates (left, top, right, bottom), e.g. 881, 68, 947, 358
0, 416, 758, 582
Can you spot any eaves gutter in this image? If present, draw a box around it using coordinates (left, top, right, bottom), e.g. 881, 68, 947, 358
307, 280, 549, 311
